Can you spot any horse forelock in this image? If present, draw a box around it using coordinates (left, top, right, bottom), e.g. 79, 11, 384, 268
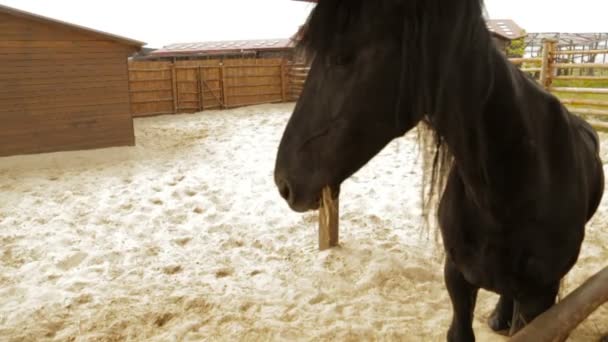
297, 0, 404, 60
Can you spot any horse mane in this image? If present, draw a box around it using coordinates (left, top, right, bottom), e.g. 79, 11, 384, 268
299, 0, 498, 228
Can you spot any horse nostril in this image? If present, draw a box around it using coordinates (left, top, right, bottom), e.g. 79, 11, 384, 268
277, 178, 292, 202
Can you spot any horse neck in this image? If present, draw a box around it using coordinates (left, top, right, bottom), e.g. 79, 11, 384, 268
431, 46, 532, 205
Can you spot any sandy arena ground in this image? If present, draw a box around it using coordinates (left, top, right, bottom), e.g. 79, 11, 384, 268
0, 103, 606, 341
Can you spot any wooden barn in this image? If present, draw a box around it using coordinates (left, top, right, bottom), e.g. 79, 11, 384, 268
0, 5, 144, 157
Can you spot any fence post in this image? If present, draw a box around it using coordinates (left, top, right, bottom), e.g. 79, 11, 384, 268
540, 38, 558, 90
171, 63, 178, 113
126, 61, 135, 117
220, 63, 227, 109
197, 66, 203, 111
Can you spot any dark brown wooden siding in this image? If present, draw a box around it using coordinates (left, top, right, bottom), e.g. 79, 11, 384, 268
0, 12, 136, 157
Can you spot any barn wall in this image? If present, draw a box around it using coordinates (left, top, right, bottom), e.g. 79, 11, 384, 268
0, 12, 136, 157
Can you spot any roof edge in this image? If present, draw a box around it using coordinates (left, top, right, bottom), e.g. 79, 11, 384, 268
0, 4, 146, 48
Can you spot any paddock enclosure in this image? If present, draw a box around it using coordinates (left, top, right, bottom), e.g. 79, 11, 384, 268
126, 38, 608, 131
0, 103, 605, 341
0, 5, 143, 157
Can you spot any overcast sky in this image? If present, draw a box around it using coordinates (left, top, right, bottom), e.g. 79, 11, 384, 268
1, 0, 605, 48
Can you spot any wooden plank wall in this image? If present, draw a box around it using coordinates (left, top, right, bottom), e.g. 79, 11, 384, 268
0, 12, 136, 157
288, 63, 308, 101
223, 58, 286, 108
128, 58, 289, 117
128, 61, 174, 117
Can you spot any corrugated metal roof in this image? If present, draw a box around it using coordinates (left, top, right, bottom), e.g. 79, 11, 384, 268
0, 4, 145, 47
486, 19, 526, 40
150, 39, 294, 56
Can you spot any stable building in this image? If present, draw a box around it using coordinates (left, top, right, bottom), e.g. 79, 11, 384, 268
0, 5, 144, 157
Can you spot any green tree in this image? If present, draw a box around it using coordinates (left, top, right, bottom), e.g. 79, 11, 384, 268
506, 30, 526, 58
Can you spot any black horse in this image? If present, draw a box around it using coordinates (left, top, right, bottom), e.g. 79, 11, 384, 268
274, 0, 605, 341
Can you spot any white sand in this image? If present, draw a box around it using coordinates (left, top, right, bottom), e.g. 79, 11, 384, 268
0, 103, 606, 341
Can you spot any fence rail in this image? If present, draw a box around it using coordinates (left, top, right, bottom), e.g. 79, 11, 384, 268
554, 76, 608, 81
509, 57, 543, 64
554, 63, 608, 69
568, 108, 608, 117
555, 49, 608, 56
551, 87, 608, 94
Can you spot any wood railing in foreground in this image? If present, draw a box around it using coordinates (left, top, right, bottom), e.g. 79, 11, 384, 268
510, 266, 608, 342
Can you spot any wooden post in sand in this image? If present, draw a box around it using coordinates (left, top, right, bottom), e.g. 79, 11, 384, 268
319, 187, 339, 250
510, 266, 608, 342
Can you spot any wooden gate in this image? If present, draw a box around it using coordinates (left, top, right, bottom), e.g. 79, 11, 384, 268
128, 58, 289, 117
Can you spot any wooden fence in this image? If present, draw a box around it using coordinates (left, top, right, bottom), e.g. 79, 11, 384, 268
129, 43, 608, 128
288, 64, 308, 101
547, 41, 608, 130
289, 39, 608, 131
128, 58, 288, 117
